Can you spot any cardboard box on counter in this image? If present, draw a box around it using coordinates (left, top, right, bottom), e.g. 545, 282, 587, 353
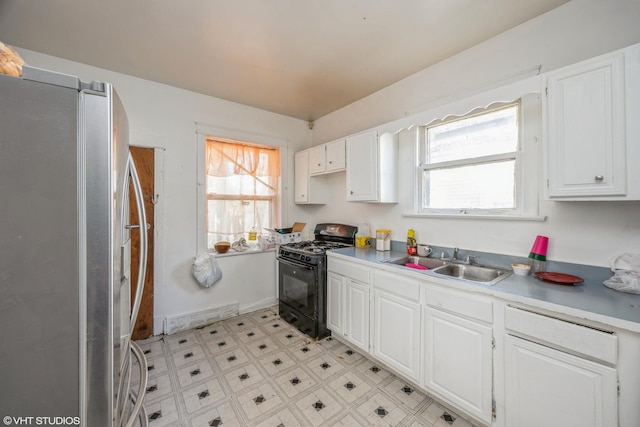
264, 222, 305, 245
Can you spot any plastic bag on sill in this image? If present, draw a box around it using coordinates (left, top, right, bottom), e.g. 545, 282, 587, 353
603, 253, 640, 294
191, 253, 222, 288
231, 237, 250, 252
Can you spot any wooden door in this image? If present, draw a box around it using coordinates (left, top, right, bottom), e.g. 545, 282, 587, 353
129, 146, 155, 340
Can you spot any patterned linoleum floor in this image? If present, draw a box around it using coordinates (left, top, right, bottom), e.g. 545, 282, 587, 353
133, 307, 477, 427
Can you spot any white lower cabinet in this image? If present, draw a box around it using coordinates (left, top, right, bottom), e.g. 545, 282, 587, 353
372, 269, 421, 382
504, 306, 618, 427
327, 257, 635, 427
326, 271, 345, 335
327, 259, 370, 352
423, 286, 494, 425
504, 335, 618, 427
345, 280, 369, 351
424, 307, 493, 424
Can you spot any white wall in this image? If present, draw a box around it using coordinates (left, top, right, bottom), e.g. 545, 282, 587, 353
15, 48, 312, 334
13, 0, 640, 334
308, 0, 640, 267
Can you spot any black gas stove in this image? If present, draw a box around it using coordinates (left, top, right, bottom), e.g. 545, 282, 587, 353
277, 240, 353, 264
277, 223, 357, 339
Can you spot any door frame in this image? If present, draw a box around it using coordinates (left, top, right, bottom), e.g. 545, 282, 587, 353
130, 133, 166, 337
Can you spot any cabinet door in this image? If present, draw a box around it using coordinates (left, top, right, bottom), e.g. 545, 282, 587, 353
424, 307, 493, 424
295, 149, 327, 204
294, 150, 310, 203
308, 145, 326, 175
326, 139, 346, 172
345, 279, 369, 351
326, 272, 344, 335
372, 289, 420, 381
505, 335, 618, 427
346, 132, 378, 201
546, 52, 626, 198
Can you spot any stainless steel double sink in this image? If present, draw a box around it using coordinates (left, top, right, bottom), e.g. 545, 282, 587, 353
383, 255, 511, 285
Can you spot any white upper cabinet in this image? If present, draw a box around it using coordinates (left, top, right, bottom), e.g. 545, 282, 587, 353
346, 131, 398, 203
294, 150, 327, 204
308, 144, 326, 175
325, 139, 346, 172
545, 43, 640, 200
294, 139, 344, 204
309, 139, 346, 175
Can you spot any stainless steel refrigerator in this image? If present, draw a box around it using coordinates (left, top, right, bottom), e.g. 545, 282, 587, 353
0, 66, 149, 426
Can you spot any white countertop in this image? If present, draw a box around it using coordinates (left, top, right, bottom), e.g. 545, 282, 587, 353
328, 247, 640, 333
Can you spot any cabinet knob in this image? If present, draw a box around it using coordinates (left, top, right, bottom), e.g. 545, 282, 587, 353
350, 190, 354, 195
329, 161, 332, 164
317, 163, 321, 166
594, 175, 604, 182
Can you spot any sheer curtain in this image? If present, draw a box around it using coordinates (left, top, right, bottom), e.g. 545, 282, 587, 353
205, 138, 280, 247
206, 139, 280, 177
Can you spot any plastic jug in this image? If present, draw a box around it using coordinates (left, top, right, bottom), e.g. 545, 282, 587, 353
356, 222, 371, 248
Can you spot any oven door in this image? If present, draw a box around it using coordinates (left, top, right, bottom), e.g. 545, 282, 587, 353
278, 257, 318, 320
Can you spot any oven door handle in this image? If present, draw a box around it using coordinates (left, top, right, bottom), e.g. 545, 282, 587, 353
277, 257, 315, 271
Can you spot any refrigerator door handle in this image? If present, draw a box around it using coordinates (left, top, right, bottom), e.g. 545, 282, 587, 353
125, 341, 149, 427
113, 339, 132, 427
125, 223, 150, 230
127, 152, 148, 332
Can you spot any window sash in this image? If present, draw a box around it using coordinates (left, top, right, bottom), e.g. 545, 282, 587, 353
418, 101, 522, 215
426, 104, 519, 164
205, 138, 280, 246
421, 158, 518, 213
421, 151, 517, 170
206, 194, 275, 201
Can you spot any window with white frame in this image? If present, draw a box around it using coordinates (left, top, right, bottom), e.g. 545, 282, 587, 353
417, 101, 531, 216
205, 137, 280, 247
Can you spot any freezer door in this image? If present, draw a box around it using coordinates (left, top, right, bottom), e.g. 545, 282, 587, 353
0, 74, 80, 416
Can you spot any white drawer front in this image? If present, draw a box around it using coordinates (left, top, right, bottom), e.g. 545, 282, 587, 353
425, 287, 493, 324
505, 306, 617, 365
373, 269, 420, 301
328, 258, 370, 284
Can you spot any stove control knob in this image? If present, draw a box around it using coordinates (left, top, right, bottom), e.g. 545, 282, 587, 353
305, 256, 311, 262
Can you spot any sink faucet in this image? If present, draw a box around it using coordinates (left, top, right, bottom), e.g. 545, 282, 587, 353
451, 248, 476, 264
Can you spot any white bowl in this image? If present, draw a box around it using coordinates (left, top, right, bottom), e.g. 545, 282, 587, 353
512, 263, 531, 276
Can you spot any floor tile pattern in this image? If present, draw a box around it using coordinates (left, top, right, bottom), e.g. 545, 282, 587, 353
133, 307, 477, 427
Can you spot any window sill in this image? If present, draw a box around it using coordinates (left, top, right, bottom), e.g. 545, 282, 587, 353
210, 247, 277, 258
403, 212, 546, 221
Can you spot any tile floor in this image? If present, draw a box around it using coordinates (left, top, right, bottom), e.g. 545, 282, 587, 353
133, 307, 477, 427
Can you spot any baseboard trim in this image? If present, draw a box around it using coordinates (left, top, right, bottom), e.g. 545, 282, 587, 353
163, 302, 239, 335
239, 297, 278, 315
159, 298, 279, 335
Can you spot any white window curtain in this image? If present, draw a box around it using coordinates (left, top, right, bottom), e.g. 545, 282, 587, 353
205, 138, 280, 247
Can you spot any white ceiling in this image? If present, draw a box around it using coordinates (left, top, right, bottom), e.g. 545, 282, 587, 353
0, 0, 570, 121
